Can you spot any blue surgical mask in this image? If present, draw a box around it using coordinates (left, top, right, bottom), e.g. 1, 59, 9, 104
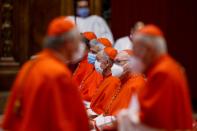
87, 52, 96, 64
77, 7, 90, 18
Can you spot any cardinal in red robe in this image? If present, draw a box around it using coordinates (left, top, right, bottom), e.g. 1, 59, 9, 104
72, 32, 97, 86
2, 16, 89, 131
80, 46, 115, 102
132, 24, 193, 130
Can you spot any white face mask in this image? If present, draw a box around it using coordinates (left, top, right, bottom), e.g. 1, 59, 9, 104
111, 64, 124, 77
128, 56, 145, 74
94, 60, 103, 74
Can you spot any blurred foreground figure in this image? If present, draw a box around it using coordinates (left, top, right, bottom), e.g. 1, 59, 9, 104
118, 24, 193, 130
114, 22, 144, 51
2, 17, 89, 131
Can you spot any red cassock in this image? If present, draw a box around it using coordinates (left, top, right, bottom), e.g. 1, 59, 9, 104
90, 76, 120, 114
139, 54, 193, 130
2, 49, 89, 131
80, 70, 103, 102
91, 74, 145, 115
72, 55, 94, 86
109, 74, 145, 115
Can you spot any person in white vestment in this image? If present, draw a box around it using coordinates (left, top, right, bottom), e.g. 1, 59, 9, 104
114, 21, 144, 51
69, 0, 114, 43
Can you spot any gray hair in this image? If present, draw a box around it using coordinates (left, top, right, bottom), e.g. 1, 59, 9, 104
43, 28, 79, 49
133, 34, 167, 55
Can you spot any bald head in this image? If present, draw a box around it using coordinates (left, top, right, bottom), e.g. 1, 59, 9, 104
133, 21, 145, 32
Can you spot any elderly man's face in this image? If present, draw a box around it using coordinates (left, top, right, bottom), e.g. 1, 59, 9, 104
113, 52, 130, 75
96, 51, 110, 70
133, 41, 154, 67
114, 52, 129, 67
90, 45, 101, 54
114, 58, 128, 67
112, 53, 133, 78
